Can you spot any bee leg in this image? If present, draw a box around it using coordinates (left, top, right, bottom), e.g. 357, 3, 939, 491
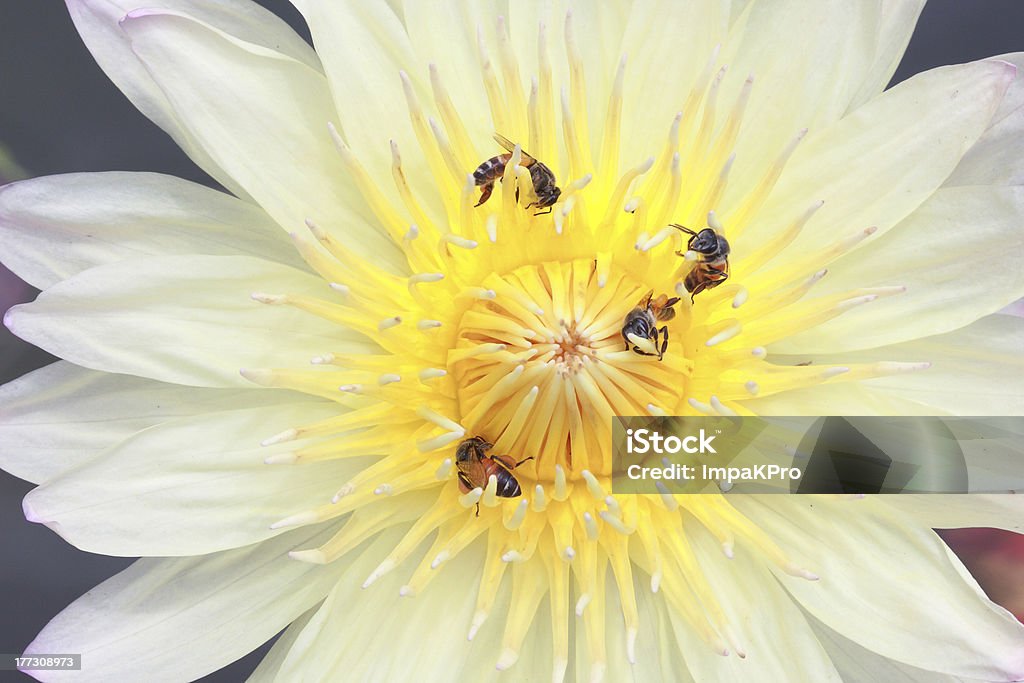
689, 281, 706, 303
515, 456, 535, 467
658, 326, 669, 361
533, 206, 553, 216
475, 182, 495, 207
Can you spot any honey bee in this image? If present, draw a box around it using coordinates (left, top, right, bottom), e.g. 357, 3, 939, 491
455, 436, 534, 516
622, 290, 681, 361
672, 224, 731, 301
472, 133, 561, 214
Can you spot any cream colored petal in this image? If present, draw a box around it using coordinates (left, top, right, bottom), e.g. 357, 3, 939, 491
0, 172, 305, 290
21, 402, 359, 556
987, 53, 1024, 125
736, 60, 1014, 258
402, 0, 501, 149
24, 521, 345, 682
246, 605, 318, 683
0, 361, 303, 485
882, 495, 1024, 534
772, 187, 1024, 353
508, 0, 633, 154
118, 9, 405, 271
812, 615, 985, 683
606, 582, 696, 682
947, 53, 1024, 187
279, 536, 561, 682
741, 381, 944, 416
618, 0, 730, 163
281, 530, 474, 680
664, 516, 841, 682
777, 314, 1024, 414
845, 0, 927, 112
65, 0, 319, 200
733, 496, 1024, 679
289, 0, 439, 223
718, 0, 878, 195
946, 107, 1024, 188
5, 254, 372, 388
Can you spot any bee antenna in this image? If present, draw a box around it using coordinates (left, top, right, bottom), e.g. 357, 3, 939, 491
669, 223, 697, 237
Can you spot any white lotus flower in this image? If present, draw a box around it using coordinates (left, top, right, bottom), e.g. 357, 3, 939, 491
2, 1, 1024, 681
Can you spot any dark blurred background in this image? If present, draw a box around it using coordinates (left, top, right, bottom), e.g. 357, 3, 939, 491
1, 1, 1022, 681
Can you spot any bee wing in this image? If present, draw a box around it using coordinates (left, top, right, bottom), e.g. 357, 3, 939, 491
493, 133, 537, 167
656, 304, 678, 322
639, 289, 654, 309
457, 457, 488, 488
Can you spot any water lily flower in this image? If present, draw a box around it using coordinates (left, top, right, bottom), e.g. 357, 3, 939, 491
2, 1, 1024, 681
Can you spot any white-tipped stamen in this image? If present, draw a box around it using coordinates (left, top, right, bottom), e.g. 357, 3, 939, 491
434, 458, 453, 480
362, 559, 397, 589
458, 487, 484, 509
260, 428, 297, 447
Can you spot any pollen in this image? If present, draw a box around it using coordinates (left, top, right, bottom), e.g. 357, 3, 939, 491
242, 10, 929, 682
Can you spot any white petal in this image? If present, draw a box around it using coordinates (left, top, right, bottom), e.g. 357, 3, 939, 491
25, 521, 345, 682
290, 0, 437, 223
811, 615, 983, 683
5, 254, 372, 388
0, 172, 306, 290
882, 494, 1024, 535
65, 0, 318, 200
718, 0, 878, 192
276, 525, 470, 679
777, 314, 1024, 414
607, 581, 696, 682
0, 361, 303, 485
246, 605, 319, 683
508, 0, 633, 154
118, 8, 406, 271
277, 537, 559, 682
986, 53, 1024, 125
737, 60, 1015, 257
619, 0, 730, 162
403, 0, 499, 148
664, 516, 841, 682
947, 53, 1024, 187
845, 0, 927, 112
22, 402, 360, 556
734, 496, 1024, 679
741, 381, 945, 416
773, 187, 1024, 353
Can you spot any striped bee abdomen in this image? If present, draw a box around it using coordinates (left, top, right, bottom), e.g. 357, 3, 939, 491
495, 471, 522, 498
472, 154, 511, 185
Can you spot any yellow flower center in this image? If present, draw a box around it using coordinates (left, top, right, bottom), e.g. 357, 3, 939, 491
453, 259, 689, 479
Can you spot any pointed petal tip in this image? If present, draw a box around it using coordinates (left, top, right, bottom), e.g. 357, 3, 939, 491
22, 491, 44, 524
2, 306, 16, 332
